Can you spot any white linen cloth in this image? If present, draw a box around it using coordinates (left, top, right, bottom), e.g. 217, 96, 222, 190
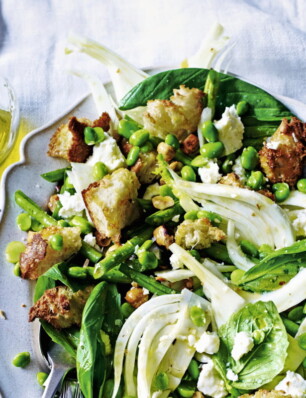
0, 0, 306, 130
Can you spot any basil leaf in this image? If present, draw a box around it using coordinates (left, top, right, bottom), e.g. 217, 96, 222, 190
239, 239, 306, 292
77, 281, 108, 398
102, 284, 123, 342
213, 301, 288, 390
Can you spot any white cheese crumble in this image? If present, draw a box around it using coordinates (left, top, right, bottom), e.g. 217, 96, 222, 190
266, 140, 281, 150
58, 191, 85, 218
169, 253, 184, 269
198, 160, 221, 184
83, 233, 101, 252
231, 331, 254, 361
197, 361, 228, 398
214, 105, 244, 155
142, 288, 150, 295
195, 331, 220, 354
172, 214, 180, 222
275, 371, 306, 398
291, 210, 306, 236
232, 157, 247, 184
226, 369, 238, 382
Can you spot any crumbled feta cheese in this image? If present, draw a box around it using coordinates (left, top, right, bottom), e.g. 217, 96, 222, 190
142, 288, 150, 295
143, 183, 160, 200
266, 140, 281, 150
226, 369, 238, 382
198, 160, 221, 184
188, 334, 196, 346
276, 371, 306, 398
169, 253, 184, 269
197, 361, 228, 398
231, 331, 254, 361
195, 331, 220, 354
172, 214, 180, 222
232, 157, 246, 183
214, 105, 244, 155
291, 210, 306, 236
83, 233, 102, 252
86, 133, 126, 172
58, 191, 85, 218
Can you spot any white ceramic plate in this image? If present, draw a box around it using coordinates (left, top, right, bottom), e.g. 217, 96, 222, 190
0, 75, 306, 398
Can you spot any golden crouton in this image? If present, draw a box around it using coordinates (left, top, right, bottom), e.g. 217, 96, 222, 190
259, 117, 306, 186
20, 226, 82, 280
143, 85, 204, 140
131, 151, 158, 184
175, 218, 225, 250
239, 390, 290, 398
82, 168, 140, 243
29, 286, 93, 329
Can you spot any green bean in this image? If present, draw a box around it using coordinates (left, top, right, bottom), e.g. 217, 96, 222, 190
94, 228, 154, 278
52, 200, 62, 220
236, 101, 249, 116
60, 175, 75, 194
203, 243, 233, 264
221, 154, 235, 174
272, 182, 290, 202
174, 149, 192, 166
138, 251, 158, 270
165, 134, 180, 150
16, 213, 32, 231
68, 266, 88, 279
247, 171, 264, 190
57, 219, 70, 227
190, 155, 208, 168
189, 249, 201, 262
184, 211, 198, 220
201, 120, 218, 142
31, 218, 43, 232
298, 333, 306, 350
197, 210, 222, 225
240, 240, 259, 258
126, 146, 140, 166
137, 198, 154, 211
121, 302, 135, 318
187, 359, 200, 380
200, 142, 224, 159
140, 141, 154, 153
36, 372, 48, 386
281, 317, 299, 336
297, 179, 306, 194
12, 352, 30, 368
80, 241, 103, 263
68, 265, 131, 284
189, 305, 206, 327
153, 372, 169, 390
93, 162, 108, 180
119, 263, 177, 295
204, 69, 220, 119
241, 146, 258, 170
145, 202, 184, 226
40, 167, 69, 183
5, 241, 26, 263
139, 240, 154, 251
258, 244, 273, 259
70, 216, 93, 234
49, 234, 63, 251
129, 129, 149, 146
13, 262, 21, 277
288, 306, 304, 322
118, 118, 140, 139
15, 190, 57, 227
181, 166, 197, 182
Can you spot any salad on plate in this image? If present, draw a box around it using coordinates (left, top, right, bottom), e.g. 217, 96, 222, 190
5, 25, 306, 398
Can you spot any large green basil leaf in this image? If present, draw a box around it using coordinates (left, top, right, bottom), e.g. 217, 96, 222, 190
213, 301, 288, 391
119, 68, 293, 146
77, 281, 108, 398
239, 239, 306, 292
102, 284, 123, 342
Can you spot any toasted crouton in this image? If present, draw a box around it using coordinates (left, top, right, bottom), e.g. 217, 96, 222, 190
259, 117, 306, 186
239, 390, 290, 398
175, 218, 225, 250
20, 226, 82, 279
29, 286, 92, 329
82, 168, 140, 243
143, 85, 204, 140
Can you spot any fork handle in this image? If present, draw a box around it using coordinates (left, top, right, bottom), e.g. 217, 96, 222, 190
42, 366, 66, 398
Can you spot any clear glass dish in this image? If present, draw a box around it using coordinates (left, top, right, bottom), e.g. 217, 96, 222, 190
0, 77, 19, 164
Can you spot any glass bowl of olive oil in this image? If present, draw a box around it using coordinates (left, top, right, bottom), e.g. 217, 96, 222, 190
0, 78, 19, 164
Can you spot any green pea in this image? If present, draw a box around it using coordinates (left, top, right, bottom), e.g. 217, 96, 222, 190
201, 120, 219, 142
68, 266, 88, 279
258, 244, 273, 259
5, 241, 26, 263
197, 210, 222, 225
49, 234, 63, 251
93, 127, 105, 143
118, 119, 140, 139
230, 269, 245, 284
190, 155, 208, 168
165, 134, 180, 150
193, 287, 204, 297
187, 359, 200, 380
93, 162, 108, 180
240, 240, 259, 258
189, 249, 201, 262
160, 185, 175, 199
200, 141, 224, 159
298, 333, 306, 350
12, 352, 30, 368
31, 218, 43, 232
184, 211, 198, 220
57, 219, 70, 227
181, 166, 196, 182
13, 262, 21, 277
221, 154, 235, 174
288, 306, 304, 322
138, 251, 158, 270
247, 171, 264, 190
153, 372, 169, 390
129, 129, 150, 147
126, 146, 140, 166
121, 302, 135, 319
37, 371, 48, 386
236, 101, 249, 116
70, 216, 93, 234
174, 149, 192, 166
84, 126, 104, 145
241, 146, 258, 170
297, 179, 306, 193
177, 382, 195, 398
282, 317, 299, 336
140, 141, 154, 153
16, 213, 32, 231
272, 182, 290, 202
189, 306, 206, 327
